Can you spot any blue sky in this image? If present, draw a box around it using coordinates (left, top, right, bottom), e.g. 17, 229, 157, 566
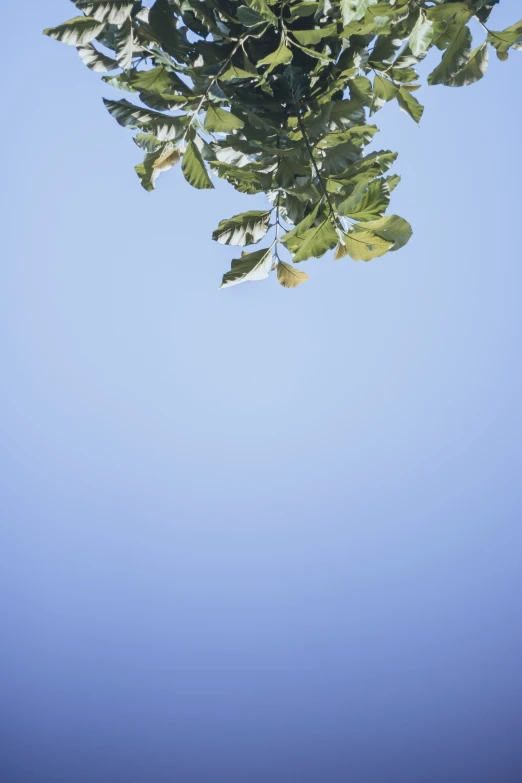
2, 2, 522, 781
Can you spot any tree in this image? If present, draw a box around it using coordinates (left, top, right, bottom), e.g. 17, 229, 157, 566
44, 0, 521, 288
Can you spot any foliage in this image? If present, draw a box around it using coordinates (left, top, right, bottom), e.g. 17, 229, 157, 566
45, 0, 520, 289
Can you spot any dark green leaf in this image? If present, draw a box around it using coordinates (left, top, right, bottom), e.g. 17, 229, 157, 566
220, 248, 273, 288
428, 24, 472, 85
212, 210, 272, 246
182, 140, 214, 189
43, 16, 106, 46
396, 87, 424, 123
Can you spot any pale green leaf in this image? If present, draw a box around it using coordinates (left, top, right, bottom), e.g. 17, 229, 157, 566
338, 179, 391, 221
335, 229, 393, 261
283, 217, 338, 262
487, 20, 522, 54
204, 105, 245, 132
358, 214, 412, 250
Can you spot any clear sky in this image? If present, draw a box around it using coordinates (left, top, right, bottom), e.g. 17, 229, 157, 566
2, 2, 522, 782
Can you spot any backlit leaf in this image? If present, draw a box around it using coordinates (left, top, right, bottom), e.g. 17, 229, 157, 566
204, 105, 245, 132
277, 261, 310, 288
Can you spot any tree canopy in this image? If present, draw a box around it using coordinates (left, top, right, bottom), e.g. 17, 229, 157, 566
44, 0, 521, 288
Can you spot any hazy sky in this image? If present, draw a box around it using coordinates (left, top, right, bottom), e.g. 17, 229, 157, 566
2, 2, 522, 782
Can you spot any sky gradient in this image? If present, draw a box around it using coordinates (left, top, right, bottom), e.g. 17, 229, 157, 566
2, 2, 522, 781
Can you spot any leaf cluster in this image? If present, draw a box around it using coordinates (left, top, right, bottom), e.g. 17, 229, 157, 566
44, 0, 521, 288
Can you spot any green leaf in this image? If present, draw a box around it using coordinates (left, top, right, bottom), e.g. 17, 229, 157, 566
220, 248, 273, 288
280, 65, 309, 104
135, 146, 180, 191
182, 140, 214, 190
288, 2, 321, 19
77, 43, 118, 72
370, 74, 398, 115
131, 66, 177, 93
282, 216, 338, 262
487, 20, 522, 54
337, 179, 391, 220
445, 43, 489, 86
43, 16, 106, 46
220, 64, 257, 81
341, 0, 378, 26
396, 87, 424, 123
321, 142, 361, 176
428, 25, 472, 85
204, 105, 245, 132
149, 0, 190, 58
103, 97, 156, 128
277, 261, 310, 288
258, 40, 293, 73
426, 3, 473, 24
275, 158, 310, 188
114, 18, 134, 70
103, 98, 186, 140
335, 228, 393, 261
291, 25, 336, 46
74, 2, 134, 24
318, 125, 379, 149
243, 0, 277, 24
133, 133, 164, 152
212, 210, 272, 246
409, 11, 433, 58
329, 99, 366, 130
359, 214, 412, 250
236, 6, 270, 27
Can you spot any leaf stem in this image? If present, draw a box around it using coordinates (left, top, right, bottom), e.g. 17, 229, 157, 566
183, 36, 251, 142
297, 113, 340, 228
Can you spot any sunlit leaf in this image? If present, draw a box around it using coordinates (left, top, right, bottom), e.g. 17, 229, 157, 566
220, 248, 273, 288
212, 210, 272, 246
43, 16, 106, 46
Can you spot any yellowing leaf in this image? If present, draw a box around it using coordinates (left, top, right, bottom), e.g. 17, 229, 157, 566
277, 261, 310, 288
